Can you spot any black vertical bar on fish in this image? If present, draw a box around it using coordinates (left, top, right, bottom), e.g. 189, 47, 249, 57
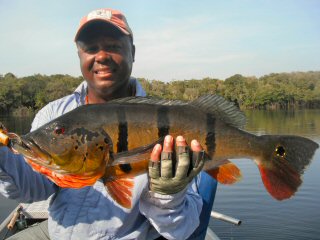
205, 113, 216, 159
157, 106, 174, 174
116, 107, 132, 173
157, 106, 170, 138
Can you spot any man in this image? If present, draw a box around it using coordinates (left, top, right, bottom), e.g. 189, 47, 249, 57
0, 8, 209, 239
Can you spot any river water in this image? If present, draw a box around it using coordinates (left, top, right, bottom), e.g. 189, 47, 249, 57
0, 110, 319, 239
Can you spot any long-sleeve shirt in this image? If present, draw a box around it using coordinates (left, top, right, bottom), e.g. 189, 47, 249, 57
0, 78, 203, 240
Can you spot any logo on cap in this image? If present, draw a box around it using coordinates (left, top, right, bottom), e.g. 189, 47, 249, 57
87, 9, 112, 21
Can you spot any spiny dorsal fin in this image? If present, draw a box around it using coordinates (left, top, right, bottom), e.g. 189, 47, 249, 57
108, 95, 246, 128
191, 95, 246, 129
108, 96, 188, 106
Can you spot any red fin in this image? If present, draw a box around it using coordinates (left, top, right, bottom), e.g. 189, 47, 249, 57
105, 178, 134, 209
26, 158, 103, 188
258, 161, 302, 200
206, 161, 242, 184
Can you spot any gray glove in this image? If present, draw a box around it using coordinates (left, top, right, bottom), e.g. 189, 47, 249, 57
148, 142, 205, 195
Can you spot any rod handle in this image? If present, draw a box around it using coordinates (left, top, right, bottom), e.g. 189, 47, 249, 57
211, 211, 242, 226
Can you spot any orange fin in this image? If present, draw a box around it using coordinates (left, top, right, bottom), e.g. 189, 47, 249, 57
257, 162, 302, 200
206, 160, 242, 184
26, 158, 103, 188
105, 178, 134, 208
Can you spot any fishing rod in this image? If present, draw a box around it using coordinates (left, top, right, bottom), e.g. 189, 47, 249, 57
211, 211, 242, 226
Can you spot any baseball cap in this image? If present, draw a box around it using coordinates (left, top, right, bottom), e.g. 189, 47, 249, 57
74, 8, 133, 41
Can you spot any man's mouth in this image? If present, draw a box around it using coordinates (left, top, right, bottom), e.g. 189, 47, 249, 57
94, 68, 116, 76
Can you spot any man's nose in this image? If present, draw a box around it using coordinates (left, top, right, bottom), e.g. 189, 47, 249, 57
95, 50, 112, 63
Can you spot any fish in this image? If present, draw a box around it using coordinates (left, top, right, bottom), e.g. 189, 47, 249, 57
2, 95, 319, 208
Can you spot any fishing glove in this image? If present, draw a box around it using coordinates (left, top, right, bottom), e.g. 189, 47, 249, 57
148, 145, 205, 195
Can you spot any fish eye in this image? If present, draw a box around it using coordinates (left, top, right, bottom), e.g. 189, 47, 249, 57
54, 126, 65, 135
275, 146, 286, 157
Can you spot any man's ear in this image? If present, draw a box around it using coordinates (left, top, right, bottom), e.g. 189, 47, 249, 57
132, 44, 136, 62
76, 43, 81, 58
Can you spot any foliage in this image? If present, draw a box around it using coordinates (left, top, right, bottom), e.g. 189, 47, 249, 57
139, 71, 320, 109
0, 73, 83, 114
0, 71, 319, 114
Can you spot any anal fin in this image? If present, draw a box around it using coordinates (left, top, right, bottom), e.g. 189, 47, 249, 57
105, 178, 134, 208
206, 160, 242, 184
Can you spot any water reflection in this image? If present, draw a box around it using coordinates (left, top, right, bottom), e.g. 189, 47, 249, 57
244, 109, 320, 138
0, 115, 34, 135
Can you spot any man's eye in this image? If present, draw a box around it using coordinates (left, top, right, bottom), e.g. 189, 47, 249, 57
84, 46, 99, 53
108, 45, 121, 51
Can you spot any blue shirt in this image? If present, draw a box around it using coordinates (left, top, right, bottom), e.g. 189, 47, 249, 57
0, 79, 203, 240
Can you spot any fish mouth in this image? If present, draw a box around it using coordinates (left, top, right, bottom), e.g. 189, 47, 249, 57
11, 135, 53, 166
16, 137, 86, 174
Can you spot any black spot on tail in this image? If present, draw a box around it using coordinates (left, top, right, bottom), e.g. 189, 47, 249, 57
157, 106, 170, 138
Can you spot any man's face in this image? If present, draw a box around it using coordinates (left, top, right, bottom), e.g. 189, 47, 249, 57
76, 22, 135, 100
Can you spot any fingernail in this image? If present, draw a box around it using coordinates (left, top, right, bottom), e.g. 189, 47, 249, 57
176, 136, 185, 142
176, 135, 187, 146
164, 135, 173, 146
191, 139, 200, 147
152, 144, 161, 153
151, 144, 161, 161
165, 135, 173, 142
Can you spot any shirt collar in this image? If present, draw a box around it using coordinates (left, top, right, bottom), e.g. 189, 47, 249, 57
74, 77, 147, 105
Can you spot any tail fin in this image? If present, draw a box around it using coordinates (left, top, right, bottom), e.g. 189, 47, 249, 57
257, 135, 318, 200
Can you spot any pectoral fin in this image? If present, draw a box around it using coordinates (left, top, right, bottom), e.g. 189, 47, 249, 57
111, 138, 164, 166
105, 178, 134, 209
206, 160, 242, 184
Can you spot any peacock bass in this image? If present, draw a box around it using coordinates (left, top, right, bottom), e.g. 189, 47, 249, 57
1, 95, 318, 208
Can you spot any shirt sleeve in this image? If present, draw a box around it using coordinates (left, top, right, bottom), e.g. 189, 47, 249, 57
0, 106, 58, 202
139, 180, 203, 240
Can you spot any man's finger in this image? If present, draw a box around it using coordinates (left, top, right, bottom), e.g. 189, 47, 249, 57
149, 144, 162, 179
191, 140, 204, 168
160, 135, 174, 178
175, 136, 190, 180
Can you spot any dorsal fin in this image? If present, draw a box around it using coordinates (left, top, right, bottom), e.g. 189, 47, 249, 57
108, 95, 246, 128
191, 95, 246, 128
108, 96, 188, 106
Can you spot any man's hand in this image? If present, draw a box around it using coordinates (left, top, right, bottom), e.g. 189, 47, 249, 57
148, 135, 205, 195
0, 122, 9, 147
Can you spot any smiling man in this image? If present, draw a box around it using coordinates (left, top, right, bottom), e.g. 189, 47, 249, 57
75, 15, 136, 102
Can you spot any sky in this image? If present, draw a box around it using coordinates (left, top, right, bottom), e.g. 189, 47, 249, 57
0, 0, 319, 82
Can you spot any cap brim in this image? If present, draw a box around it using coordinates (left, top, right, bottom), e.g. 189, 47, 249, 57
74, 19, 130, 42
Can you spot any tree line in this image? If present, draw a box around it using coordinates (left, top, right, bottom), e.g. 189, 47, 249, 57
0, 71, 319, 114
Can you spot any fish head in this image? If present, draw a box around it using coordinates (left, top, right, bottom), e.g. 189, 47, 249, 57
12, 119, 112, 176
